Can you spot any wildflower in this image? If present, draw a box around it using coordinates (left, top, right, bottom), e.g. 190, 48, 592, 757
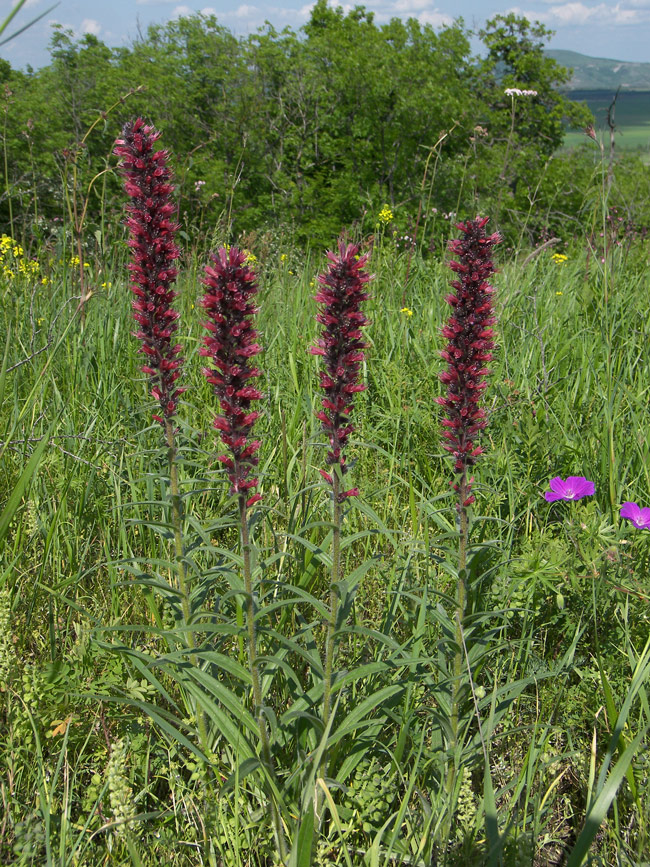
437, 216, 500, 507
620, 501, 650, 530
69, 255, 80, 266
194, 179, 206, 192
400, 307, 414, 317
551, 253, 568, 265
280, 253, 288, 263
556, 291, 563, 296
200, 246, 263, 506
504, 87, 538, 97
543, 476, 595, 502
377, 204, 393, 225
114, 118, 185, 425
310, 242, 371, 501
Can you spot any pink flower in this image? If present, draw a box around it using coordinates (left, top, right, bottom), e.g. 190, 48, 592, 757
544, 476, 595, 502
620, 501, 650, 530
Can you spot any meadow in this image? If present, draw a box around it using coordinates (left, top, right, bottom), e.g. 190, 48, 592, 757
563, 90, 650, 157
1, 155, 650, 866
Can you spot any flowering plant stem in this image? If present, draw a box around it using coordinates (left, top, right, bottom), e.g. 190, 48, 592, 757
321, 472, 341, 781
448, 474, 468, 798
238, 492, 288, 862
164, 418, 209, 754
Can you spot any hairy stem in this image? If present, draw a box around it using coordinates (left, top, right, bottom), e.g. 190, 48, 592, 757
238, 493, 288, 862
164, 418, 208, 753
447, 472, 469, 798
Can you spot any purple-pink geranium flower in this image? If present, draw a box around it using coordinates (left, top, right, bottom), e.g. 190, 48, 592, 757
544, 476, 595, 502
620, 501, 650, 530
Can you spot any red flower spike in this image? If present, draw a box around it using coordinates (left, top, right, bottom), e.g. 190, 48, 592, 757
438, 217, 500, 505
114, 118, 184, 424
200, 247, 263, 501
311, 242, 372, 502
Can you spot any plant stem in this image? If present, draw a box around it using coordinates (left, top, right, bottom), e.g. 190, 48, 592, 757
316, 471, 342, 824
322, 472, 341, 759
238, 492, 288, 862
447, 471, 469, 797
164, 418, 209, 753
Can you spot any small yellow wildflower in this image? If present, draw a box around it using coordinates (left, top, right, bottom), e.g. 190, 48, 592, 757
400, 307, 414, 317
556, 291, 563, 296
244, 250, 257, 265
37, 318, 44, 326
280, 253, 288, 263
69, 255, 80, 266
100, 281, 112, 289
0, 235, 12, 252
83, 262, 90, 269
377, 204, 393, 225
41, 276, 49, 286
551, 253, 568, 265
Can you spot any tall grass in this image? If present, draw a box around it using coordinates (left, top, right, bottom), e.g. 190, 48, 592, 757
1, 217, 650, 865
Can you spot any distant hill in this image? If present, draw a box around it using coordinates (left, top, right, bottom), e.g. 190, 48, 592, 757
545, 50, 650, 91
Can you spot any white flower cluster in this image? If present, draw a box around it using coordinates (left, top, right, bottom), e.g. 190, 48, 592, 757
504, 88, 538, 97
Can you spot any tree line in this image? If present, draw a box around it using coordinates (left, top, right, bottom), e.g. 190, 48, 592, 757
3, 2, 646, 252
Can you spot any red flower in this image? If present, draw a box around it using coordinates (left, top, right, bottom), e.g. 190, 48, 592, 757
114, 118, 184, 424
310, 242, 371, 502
200, 247, 263, 506
436, 217, 500, 507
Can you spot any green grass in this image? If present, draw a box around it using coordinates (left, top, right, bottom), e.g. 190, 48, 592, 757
563, 89, 650, 154
1, 220, 650, 865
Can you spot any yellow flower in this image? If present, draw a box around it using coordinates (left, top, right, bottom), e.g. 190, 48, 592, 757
400, 307, 414, 317
83, 262, 90, 269
101, 281, 112, 289
41, 276, 49, 286
280, 253, 288, 263
378, 204, 393, 225
551, 253, 568, 265
556, 291, 563, 296
69, 255, 80, 266
12, 245, 23, 258
0, 235, 12, 252
244, 250, 257, 265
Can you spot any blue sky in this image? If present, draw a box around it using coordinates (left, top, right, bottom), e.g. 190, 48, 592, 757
3, 0, 650, 70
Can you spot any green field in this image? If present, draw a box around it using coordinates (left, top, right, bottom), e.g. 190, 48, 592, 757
564, 89, 650, 153
3, 223, 650, 864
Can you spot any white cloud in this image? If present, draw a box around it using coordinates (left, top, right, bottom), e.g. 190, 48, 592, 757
509, 2, 648, 25
172, 5, 194, 16
393, 0, 434, 10
418, 9, 454, 25
235, 5, 258, 17
80, 18, 102, 36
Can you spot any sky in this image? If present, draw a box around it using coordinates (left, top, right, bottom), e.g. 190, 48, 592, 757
2, 0, 650, 71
